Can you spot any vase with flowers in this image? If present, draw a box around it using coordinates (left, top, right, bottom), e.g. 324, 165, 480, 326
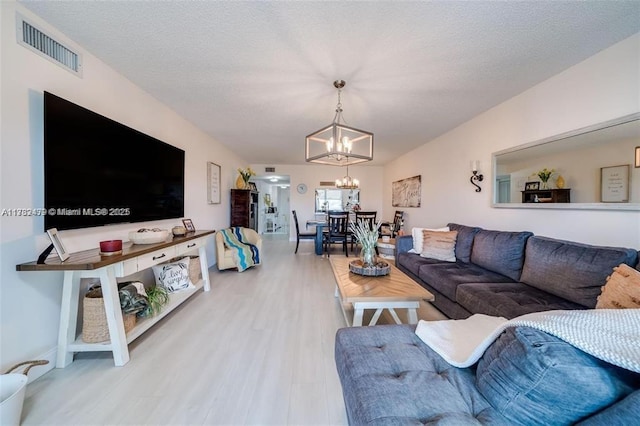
236, 167, 255, 189
350, 219, 382, 267
536, 168, 555, 190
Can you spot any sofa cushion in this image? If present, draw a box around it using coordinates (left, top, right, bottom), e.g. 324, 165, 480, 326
420, 230, 458, 262
397, 252, 446, 277
447, 223, 481, 263
409, 226, 450, 254
596, 264, 640, 309
476, 327, 639, 425
335, 325, 510, 425
470, 229, 532, 281
456, 282, 584, 319
419, 262, 514, 301
520, 236, 639, 308
577, 389, 640, 425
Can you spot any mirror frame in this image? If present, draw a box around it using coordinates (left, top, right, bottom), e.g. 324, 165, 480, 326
492, 112, 640, 211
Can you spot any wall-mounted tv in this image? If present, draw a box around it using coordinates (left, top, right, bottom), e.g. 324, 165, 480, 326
44, 92, 185, 231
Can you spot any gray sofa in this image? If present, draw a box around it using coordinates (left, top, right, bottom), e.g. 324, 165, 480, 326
396, 223, 639, 319
335, 324, 640, 424
334, 224, 640, 424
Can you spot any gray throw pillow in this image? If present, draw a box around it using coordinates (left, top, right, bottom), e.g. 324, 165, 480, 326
476, 327, 639, 425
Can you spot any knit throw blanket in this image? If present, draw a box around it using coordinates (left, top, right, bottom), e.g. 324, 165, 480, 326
220, 227, 260, 272
415, 309, 640, 373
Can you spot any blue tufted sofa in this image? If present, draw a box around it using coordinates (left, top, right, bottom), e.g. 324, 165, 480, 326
395, 223, 639, 319
335, 324, 640, 424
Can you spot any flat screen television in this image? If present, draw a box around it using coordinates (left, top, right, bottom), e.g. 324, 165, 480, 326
44, 91, 185, 231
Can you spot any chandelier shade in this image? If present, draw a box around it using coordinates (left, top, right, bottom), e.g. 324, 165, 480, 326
305, 80, 373, 166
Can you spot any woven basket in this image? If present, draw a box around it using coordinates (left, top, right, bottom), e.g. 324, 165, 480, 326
82, 287, 136, 343
188, 256, 202, 283
170, 256, 202, 284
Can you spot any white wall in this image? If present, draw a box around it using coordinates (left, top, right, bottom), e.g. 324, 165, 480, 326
250, 164, 384, 240
0, 3, 247, 375
384, 33, 640, 248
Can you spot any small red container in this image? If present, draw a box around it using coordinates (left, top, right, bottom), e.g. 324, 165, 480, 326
99, 240, 123, 253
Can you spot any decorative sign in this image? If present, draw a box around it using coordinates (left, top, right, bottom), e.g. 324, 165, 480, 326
392, 175, 422, 207
601, 165, 629, 202
207, 162, 221, 204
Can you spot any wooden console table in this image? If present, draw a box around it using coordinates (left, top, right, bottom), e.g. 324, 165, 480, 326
16, 230, 215, 368
521, 188, 571, 203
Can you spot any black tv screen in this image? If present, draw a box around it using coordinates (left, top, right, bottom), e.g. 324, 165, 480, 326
44, 92, 185, 231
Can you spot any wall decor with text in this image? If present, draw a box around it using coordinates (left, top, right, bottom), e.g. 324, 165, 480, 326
392, 175, 422, 207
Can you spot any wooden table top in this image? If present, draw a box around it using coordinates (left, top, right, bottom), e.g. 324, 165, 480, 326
16, 230, 215, 272
329, 256, 434, 303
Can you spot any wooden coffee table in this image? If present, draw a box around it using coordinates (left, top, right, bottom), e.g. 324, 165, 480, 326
329, 256, 434, 327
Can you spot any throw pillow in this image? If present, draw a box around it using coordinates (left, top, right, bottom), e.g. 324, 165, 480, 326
409, 226, 450, 253
476, 327, 636, 425
420, 230, 457, 262
596, 264, 640, 309
152, 257, 194, 293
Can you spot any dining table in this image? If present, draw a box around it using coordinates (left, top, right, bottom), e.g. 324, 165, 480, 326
306, 219, 328, 255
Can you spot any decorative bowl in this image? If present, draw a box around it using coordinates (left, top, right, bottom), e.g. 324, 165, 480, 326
172, 226, 187, 237
128, 229, 170, 244
349, 259, 391, 276
99, 240, 122, 253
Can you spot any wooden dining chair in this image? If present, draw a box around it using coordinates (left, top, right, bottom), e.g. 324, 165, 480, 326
381, 210, 404, 238
351, 211, 377, 252
292, 210, 316, 254
324, 212, 349, 257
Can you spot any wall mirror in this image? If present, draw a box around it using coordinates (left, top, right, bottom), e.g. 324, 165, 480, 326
492, 113, 640, 211
315, 188, 360, 213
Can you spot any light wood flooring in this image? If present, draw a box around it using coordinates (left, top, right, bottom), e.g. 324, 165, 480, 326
22, 235, 444, 425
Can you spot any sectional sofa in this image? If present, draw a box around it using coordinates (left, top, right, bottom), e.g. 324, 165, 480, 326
334, 224, 640, 424
395, 223, 639, 319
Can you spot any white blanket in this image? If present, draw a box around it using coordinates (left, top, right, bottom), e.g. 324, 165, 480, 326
415, 309, 640, 372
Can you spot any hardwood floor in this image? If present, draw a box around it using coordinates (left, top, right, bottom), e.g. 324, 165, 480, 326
22, 235, 444, 425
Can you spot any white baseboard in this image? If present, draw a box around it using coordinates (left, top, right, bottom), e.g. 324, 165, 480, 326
21, 347, 57, 382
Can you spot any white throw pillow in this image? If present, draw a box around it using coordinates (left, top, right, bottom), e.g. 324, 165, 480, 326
152, 257, 194, 293
420, 230, 458, 262
409, 226, 450, 253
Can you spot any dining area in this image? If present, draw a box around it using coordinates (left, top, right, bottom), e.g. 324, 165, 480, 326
298, 210, 404, 256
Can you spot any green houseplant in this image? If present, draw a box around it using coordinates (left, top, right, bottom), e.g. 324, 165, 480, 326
350, 219, 382, 267
140, 286, 169, 317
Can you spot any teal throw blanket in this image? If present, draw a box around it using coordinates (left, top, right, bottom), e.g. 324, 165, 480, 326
220, 227, 260, 272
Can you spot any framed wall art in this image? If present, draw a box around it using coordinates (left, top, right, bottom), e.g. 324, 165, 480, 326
207, 162, 221, 204
601, 164, 629, 202
524, 181, 540, 191
392, 175, 422, 207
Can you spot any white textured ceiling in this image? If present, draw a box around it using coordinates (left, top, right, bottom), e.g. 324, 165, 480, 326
20, 1, 640, 165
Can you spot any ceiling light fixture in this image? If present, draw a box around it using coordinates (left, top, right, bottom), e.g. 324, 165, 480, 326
305, 80, 373, 166
335, 163, 359, 190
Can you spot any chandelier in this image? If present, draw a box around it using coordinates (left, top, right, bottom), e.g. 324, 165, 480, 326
335, 164, 359, 189
305, 80, 374, 166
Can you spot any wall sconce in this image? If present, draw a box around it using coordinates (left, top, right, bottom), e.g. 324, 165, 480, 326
470, 160, 483, 192
635, 146, 640, 168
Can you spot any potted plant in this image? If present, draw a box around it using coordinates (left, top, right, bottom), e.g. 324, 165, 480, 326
350, 220, 382, 267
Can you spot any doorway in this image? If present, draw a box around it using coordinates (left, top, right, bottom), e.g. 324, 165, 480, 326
252, 174, 290, 235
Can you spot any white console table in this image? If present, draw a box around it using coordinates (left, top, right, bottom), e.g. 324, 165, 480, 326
16, 230, 215, 368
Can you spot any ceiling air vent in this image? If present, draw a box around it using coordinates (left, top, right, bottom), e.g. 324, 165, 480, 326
16, 14, 83, 77
265, 167, 276, 173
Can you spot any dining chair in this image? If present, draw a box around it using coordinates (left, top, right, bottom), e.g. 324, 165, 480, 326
381, 210, 404, 238
324, 212, 349, 257
351, 211, 377, 252
292, 210, 316, 254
